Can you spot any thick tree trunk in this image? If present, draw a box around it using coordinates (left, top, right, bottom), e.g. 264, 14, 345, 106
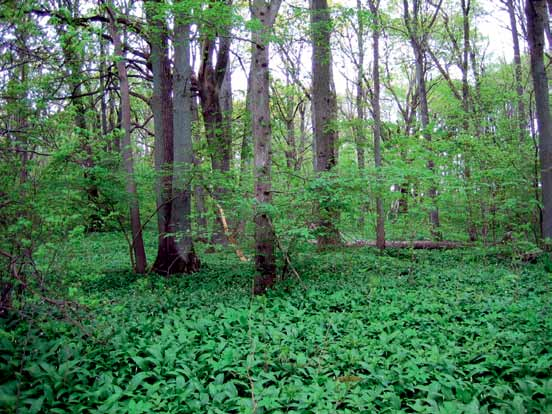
107, 6, 148, 274
368, 0, 386, 250
311, 0, 340, 246
250, 0, 282, 294
198, 31, 232, 247
526, 0, 552, 239
170, 13, 200, 273
147, 1, 189, 275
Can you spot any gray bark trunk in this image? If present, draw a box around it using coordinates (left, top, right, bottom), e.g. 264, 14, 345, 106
106, 6, 148, 274
192, 96, 209, 243
171, 12, 200, 272
526, 0, 552, 239
368, 0, 385, 249
506, 0, 527, 142
250, 0, 282, 294
311, 0, 340, 246
355, 0, 366, 230
197, 29, 232, 246
147, 1, 196, 275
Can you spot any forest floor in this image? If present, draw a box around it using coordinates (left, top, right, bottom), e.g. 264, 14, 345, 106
1, 233, 552, 413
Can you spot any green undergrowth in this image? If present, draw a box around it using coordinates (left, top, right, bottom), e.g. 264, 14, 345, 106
1, 234, 552, 413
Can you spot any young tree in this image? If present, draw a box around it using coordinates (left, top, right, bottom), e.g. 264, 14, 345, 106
368, 0, 385, 249
311, 0, 340, 246
105, 2, 148, 273
526, 0, 552, 239
403, 0, 443, 238
502, 0, 527, 142
249, 0, 282, 294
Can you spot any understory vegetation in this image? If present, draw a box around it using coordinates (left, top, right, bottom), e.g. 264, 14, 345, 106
1, 234, 551, 413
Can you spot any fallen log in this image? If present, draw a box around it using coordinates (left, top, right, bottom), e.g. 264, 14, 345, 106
346, 240, 468, 249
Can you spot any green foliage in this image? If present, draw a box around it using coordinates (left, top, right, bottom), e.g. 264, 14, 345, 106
1, 234, 551, 413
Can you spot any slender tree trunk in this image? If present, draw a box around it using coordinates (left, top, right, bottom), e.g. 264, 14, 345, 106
170, 11, 200, 272
106, 6, 147, 274
311, 0, 340, 246
368, 0, 385, 249
355, 0, 366, 230
526, 0, 552, 239
403, 0, 441, 238
505, 0, 527, 142
99, 29, 109, 146
250, 0, 282, 294
192, 96, 209, 243
354, 0, 366, 176
283, 76, 298, 170
459, 0, 478, 242
297, 101, 307, 171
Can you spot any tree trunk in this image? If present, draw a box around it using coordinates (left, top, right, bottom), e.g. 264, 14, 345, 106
297, 101, 307, 171
106, 5, 147, 274
526, 0, 552, 239
311, 0, 340, 246
506, 0, 527, 142
403, 0, 441, 238
192, 96, 209, 243
368, 0, 385, 249
355, 0, 366, 230
250, 0, 282, 294
170, 11, 200, 273
147, 1, 187, 275
197, 28, 232, 247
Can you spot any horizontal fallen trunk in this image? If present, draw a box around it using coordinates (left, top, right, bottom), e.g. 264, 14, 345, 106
347, 240, 467, 249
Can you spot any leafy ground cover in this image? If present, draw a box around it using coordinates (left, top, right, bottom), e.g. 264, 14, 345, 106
1, 234, 551, 413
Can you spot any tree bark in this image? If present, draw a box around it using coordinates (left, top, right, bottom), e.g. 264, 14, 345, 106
526, 0, 552, 239
192, 96, 209, 243
147, 1, 194, 275
355, 0, 366, 230
311, 0, 340, 246
170, 10, 200, 272
368, 0, 385, 249
403, 0, 441, 238
106, 4, 147, 274
249, 0, 282, 294
197, 17, 232, 246
505, 0, 527, 142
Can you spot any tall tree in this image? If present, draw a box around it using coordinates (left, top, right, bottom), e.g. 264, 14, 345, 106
311, 0, 340, 246
526, 0, 552, 239
171, 2, 200, 272
249, 0, 282, 294
147, 0, 175, 274
105, 2, 148, 274
502, 0, 527, 142
368, 0, 385, 249
196, 0, 233, 246
403, 0, 442, 238
147, 0, 199, 275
